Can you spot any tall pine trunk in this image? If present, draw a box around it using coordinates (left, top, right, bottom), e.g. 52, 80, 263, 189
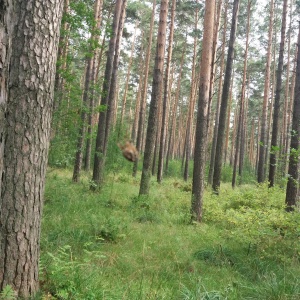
139, 0, 169, 195
0, 0, 63, 297
232, 0, 250, 187
212, 0, 240, 193
268, 0, 288, 187
191, 0, 215, 222
257, 0, 274, 183
285, 24, 300, 211
208, 0, 228, 184
133, 0, 156, 177
157, 0, 176, 183
92, 0, 125, 187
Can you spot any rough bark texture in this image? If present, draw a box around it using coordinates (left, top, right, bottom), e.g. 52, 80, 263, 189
133, 0, 156, 177
212, 0, 239, 193
208, 0, 227, 185
268, 0, 288, 187
285, 25, 300, 211
0, 0, 63, 297
139, 0, 169, 195
232, 0, 250, 187
84, 0, 103, 172
191, 0, 215, 222
257, 0, 274, 183
184, 6, 198, 182
0, 0, 12, 196
157, 0, 176, 183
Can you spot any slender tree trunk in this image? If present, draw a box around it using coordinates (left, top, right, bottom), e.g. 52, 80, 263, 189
212, 0, 240, 193
285, 23, 300, 211
0, 0, 63, 297
84, 0, 103, 171
133, 0, 156, 177
208, 0, 228, 184
230, 105, 238, 166
54, 0, 70, 112
184, 6, 198, 182
131, 46, 145, 143
157, 0, 176, 183
232, 103, 241, 188
104, 0, 126, 146
269, 0, 288, 187
92, 0, 125, 186
207, 0, 223, 141
257, 0, 274, 183
139, 0, 169, 195
73, 0, 103, 179
285, 47, 297, 172
165, 43, 186, 173
281, 0, 293, 176
232, 0, 250, 187
72, 57, 93, 182
224, 72, 234, 165
191, 0, 215, 222
120, 22, 137, 128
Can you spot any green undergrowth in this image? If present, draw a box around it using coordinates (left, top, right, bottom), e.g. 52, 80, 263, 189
39, 168, 300, 300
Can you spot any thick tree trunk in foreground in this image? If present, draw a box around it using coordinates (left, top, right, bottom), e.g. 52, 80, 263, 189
0, 0, 63, 297
191, 0, 215, 222
139, 0, 169, 195
285, 25, 300, 211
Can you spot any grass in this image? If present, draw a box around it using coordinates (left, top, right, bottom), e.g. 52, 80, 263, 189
39, 167, 300, 300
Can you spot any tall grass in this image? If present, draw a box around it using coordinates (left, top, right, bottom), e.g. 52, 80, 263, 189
39, 168, 300, 300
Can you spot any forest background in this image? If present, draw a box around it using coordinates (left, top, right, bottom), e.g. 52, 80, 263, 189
1, 0, 300, 299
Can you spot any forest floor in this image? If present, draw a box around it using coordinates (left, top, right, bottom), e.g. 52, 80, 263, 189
40, 167, 300, 300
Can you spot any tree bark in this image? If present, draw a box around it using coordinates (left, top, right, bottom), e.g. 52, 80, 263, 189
139, 0, 169, 195
285, 23, 300, 211
208, 0, 227, 184
92, 0, 124, 186
54, 0, 70, 112
72, 57, 93, 182
232, 0, 250, 188
212, 0, 240, 193
84, 0, 104, 172
133, 0, 156, 177
184, 5, 198, 182
268, 0, 288, 187
0, 0, 12, 196
0, 0, 63, 297
191, 0, 215, 222
257, 0, 274, 183
157, 0, 176, 183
